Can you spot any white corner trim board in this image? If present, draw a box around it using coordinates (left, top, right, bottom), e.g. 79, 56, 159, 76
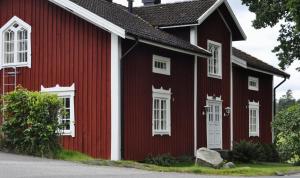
190, 26, 198, 156
111, 33, 122, 161
48, 0, 125, 38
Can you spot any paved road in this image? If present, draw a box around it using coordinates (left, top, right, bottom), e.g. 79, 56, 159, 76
0, 152, 300, 178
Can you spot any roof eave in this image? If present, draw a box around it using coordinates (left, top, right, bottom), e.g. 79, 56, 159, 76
48, 0, 126, 38
232, 54, 290, 78
126, 35, 211, 58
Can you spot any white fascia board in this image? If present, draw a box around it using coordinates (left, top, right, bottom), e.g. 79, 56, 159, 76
232, 55, 247, 68
223, 0, 247, 40
232, 55, 286, 78
126, 35, 210, 58
159, 23, 199, 29
48, 0, 125, 38
247, 67, 283, 78
197, 0, 247, 40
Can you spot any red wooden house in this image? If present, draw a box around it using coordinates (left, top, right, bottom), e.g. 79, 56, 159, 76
0, 0, 289, 160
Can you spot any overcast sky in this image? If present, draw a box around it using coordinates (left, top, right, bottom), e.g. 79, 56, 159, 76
114, 0, 300, 100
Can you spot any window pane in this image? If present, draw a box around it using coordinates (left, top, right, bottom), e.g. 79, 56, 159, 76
60, 97, 71, 131
208, 43, 221, 76
4, 30, 15, 64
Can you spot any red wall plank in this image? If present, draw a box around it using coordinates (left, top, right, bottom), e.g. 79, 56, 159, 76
197, 11, 231, 150
123, 43, 195, 161
233, 66, 273, 144
0, 0, 111, 159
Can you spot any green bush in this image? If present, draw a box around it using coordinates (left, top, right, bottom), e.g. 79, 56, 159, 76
273, 104, 300, 163
232, 141, 279, 163
0, 87, 63, 157
144, 153, 178, 166
232, 140, 259, 163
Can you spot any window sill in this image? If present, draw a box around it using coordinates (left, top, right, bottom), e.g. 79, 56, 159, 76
1, 63, 31, 68
248, 87, 259, 91
208, 73, 222, 80
153, 131, 171, 136
249, 134, 259, 137
59, 130, 75, 137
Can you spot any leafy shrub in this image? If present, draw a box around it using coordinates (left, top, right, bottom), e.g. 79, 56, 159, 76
0, 87, 63, 157
232, 140, 279, 163
273, 104, 300, 162
232, 140, 259, 163
144, 153, 178, 166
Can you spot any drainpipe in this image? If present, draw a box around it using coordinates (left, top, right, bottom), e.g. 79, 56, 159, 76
273, 77, 287, 116
272, 77, 286, 143
120, 37, 139, 159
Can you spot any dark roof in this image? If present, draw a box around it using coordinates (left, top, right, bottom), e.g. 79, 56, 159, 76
133, 0, 216, 27
232, 47, 290, 78
133, 0, 246, 40
70, 0, 211, 56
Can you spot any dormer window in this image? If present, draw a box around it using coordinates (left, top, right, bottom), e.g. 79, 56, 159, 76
0, 16, 31, 68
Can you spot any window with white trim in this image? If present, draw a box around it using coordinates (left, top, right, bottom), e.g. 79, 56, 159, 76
248, 76, 259, 91
152, 55, 171, 75
152, 86, 171, 136
0, 16, 31, 68
207, 40, 222, 78
249, 101, 259, 137
41, 84, 76, 137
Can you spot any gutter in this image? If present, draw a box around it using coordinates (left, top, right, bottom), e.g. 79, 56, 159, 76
120, 37, 139, 159
273, 77, 287, 116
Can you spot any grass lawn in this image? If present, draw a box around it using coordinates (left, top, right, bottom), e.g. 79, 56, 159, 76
56, 150, 300, 176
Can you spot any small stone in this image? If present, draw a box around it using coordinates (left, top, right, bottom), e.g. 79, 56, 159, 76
275, 171, 285, 176
195, 147, 223, 169
223, 162, 235, 169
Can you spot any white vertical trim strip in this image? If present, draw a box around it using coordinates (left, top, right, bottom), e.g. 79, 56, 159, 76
230, 34, 233, 150
111, 34, 122, 160
272, 78, 275, 143
190, 26, 198, 156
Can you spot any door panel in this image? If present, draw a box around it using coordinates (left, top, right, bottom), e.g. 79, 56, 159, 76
207, 101, 222, 149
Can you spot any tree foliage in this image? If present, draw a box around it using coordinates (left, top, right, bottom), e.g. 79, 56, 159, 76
0, 87, 63, 157
241, 0, 300, 70
277, 89, 296, 112
272, 104, 300, 162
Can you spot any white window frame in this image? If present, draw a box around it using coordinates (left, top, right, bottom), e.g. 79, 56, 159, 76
207, 40, 222, 79
152, 55, 171, 75
152, 86, 171, 136
248, 76, 259, 91
249, 101, 260, 137
0, 16, 32, 68
41, 84, 76, 137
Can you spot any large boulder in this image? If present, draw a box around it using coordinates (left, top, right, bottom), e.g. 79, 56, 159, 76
196, 147, 223, 168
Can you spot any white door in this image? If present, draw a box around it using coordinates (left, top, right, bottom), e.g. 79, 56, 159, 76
206, 101, 222, 149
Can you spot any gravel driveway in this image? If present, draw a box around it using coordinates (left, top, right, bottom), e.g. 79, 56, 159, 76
0, 152, 299, 178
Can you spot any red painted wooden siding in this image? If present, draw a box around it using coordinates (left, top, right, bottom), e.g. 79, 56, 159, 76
0, 0, 111, 159
233, 65, 273, 144
123, 43, 195, 161
197, 11, 231, 149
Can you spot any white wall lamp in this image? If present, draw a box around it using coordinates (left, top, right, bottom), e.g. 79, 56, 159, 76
202, 105, 210, 116
224, 107, 231, 117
